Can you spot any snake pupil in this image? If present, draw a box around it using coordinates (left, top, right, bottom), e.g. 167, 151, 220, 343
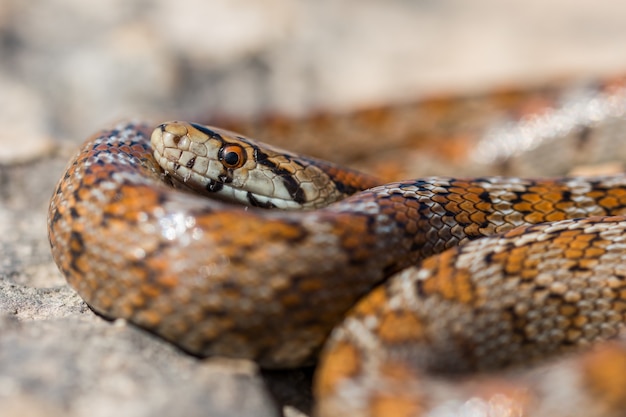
220, 144, 246, 168
224, 152, 239, 166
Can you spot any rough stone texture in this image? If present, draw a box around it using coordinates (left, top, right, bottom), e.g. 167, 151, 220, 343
1, 1, 626, 416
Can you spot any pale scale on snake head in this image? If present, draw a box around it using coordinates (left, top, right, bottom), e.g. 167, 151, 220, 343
48, 77, 626, 417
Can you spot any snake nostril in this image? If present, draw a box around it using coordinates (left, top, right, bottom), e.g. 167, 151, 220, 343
158, 122, 189, 146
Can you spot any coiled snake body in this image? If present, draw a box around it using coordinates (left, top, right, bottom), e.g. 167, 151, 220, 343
48, 79, 626, 417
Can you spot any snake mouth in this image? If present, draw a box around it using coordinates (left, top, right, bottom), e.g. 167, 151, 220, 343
205, 178, 224, 193
203, 177, 286, 209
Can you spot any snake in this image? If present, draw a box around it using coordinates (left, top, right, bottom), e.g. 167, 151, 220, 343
47, 78, 626, 417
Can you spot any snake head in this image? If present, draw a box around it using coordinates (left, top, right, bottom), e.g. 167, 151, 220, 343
151, 121, 379, 209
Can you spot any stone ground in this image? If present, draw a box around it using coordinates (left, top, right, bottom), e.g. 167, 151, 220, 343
1, 1, 626, 416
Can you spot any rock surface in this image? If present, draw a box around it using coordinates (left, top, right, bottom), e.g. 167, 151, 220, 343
1, 1, 626, 416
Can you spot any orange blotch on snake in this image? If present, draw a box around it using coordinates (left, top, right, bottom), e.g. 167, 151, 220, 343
587, 190, 608, 201
544, 211, 567, 222
552, 230, 580, 246
135, 310, 163, 328
469, 209, 487, 224
421, 252, 475, 304
379, 358, 419, 383
512, 201, 533, 212
578, 258, 600, 271
145, 258, 176, 279
156, 274, 179, 289
445, 190, 465, 205
106, 186, 161, 221
335, 216, 378, 260
140, 284, 167, 300
608, 187, 626, 199
474, 201, 494, 214
464, 223, 480, 236
543, 190, 566, 203
93, 142, 111, 152
352, 286, 387, 317
570, 234, 595, 249
500, 247, 528, 276
520, 192, 542, 203
455, 203, 474, 224
465, 187, 486, 201
76, 186, 95, 203
532, 199, 556, 215
378, 309, 425, 344
315, 341, 361, 397
599, 195, 621, 210
585, 246, 608, 258
370, 393, 424, 417
564, 248, 584, 260
72, 256, 90, 276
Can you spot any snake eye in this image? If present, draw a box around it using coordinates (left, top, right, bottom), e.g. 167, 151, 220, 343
220, 144, 246, 169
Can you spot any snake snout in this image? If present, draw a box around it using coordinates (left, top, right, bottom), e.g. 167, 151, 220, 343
150, 122, 193, 164
157, 123, 180, 145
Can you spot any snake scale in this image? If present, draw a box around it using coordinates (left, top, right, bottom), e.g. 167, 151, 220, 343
48, 78, 626, 417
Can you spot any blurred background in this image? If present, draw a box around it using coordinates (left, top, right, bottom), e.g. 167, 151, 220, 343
2, 0, 626, 165
2, 2, 626, 416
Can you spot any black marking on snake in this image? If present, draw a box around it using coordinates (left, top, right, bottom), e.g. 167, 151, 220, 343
505, 305, 538, 348
204, 173, 232, 193
562, 190, 572, 202
51, 209, 62, 225
332, 178, 359, 196
249, 145, 306, 203
473, 177, 495, 185
205, 179, 223, 193
186, 157, 196, 169
281, 174, 306, 204
483, 251, 495, 266
406, 180, 429, 190
409, 239, 425, 253
478, 191, 492, 203
68, 231, 86, 271
247, 192, 276, 209
253, 147, 277, 168
382, 262, 401, 277
191, 123, 223, 140
509, 191, 528, 206
414, 278, 427, 298
218, 174, 233, 184
91, 154, 108, 166
569, 263, 591, 272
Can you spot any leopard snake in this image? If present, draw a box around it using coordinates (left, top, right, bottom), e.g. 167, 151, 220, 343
48, 77, 626, 417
